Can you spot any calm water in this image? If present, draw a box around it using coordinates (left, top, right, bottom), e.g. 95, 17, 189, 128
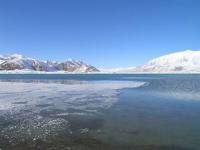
0, 74, 200, 150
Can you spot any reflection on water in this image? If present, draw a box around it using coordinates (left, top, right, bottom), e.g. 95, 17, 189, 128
0, 79, 85, 84
0, 75, 200, 150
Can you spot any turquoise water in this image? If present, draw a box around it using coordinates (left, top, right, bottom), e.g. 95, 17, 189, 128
0, 73, 200, 80
0, 74, 200, 150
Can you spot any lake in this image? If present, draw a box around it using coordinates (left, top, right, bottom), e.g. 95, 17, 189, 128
0, 74, 200, 150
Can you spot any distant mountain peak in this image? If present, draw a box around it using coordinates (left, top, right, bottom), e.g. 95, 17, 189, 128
136, 50, 200, 73
0, 54, 99, 72
10, 53, 24, 58
100, 50, 200, 73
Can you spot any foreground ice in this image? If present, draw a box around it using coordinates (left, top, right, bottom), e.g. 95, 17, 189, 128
0, 80, 145, 143
0, 81, 145, 111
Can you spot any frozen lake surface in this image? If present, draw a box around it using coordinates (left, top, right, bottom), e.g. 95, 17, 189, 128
0, 74, 200, 150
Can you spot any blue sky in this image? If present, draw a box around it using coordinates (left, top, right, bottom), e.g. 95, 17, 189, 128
0, 0, 200, 68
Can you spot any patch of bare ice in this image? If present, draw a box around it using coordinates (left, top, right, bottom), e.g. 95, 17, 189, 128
0, 81, 146, 111
0, 80, 146, 141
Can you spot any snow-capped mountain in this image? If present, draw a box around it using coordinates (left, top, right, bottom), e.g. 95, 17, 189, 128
136, 50, 200, 73
0, 54, 99, 72
2, 50, 200, 73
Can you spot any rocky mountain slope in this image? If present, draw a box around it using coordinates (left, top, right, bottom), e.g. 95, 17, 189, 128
0, 54, 99, 72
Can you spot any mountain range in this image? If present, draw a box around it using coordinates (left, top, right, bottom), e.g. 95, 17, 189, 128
1, 50, 200, 73
0, 54, 99, 72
